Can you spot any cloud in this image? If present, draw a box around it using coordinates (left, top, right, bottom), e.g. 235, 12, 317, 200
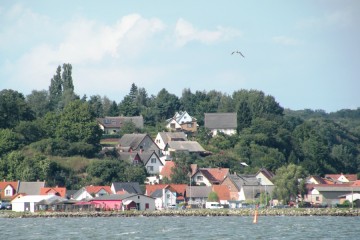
2, 9, 167, 95
272, 36, 302, 46
174, 18, 241, 47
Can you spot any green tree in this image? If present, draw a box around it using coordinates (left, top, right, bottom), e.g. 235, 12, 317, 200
49, 65, 63, 110
14, 120, 45, 145
0, 89, 34, 129
86, 160, 127, 185
273, 164, 306, 204
26, 90, 50, 118
208, 191, 219, 202
124, 165, 147, 183
0, 129, 22, 156
62, 63, 74, 92
56, 100, 102, 144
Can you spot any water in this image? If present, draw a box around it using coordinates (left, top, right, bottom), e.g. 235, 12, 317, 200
1, 216, 359, 239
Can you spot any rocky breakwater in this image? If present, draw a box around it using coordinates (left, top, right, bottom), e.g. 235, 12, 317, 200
1, 208, 359, 218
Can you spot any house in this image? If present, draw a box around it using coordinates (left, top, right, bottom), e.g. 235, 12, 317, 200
91, 193, 155, 211
154, 132, 188, 154
186, 186, 212, 207
145, 184, 187, 209
212, 185, 231, 205
111, 182, 142, 195
191, 166, 229, 186
40, 187, 67, 198
255, 168, 275, 186
11, 195, 67, 212
221, 174, 264, 202
324, 174, 357, 184
17, 181, 46, 195
139, 151, 163, 175
159, 161, 176, 181
166, 111, 198, 134
150, 187, 177, 210
306, 176, 329, 185
164, 141, 207, 156
204, 112, 237, 136
97, 116, 144, 134
0, 181, 19, 201
118, 134, 160, 155
72, 186, 112, 201
304, 184, 360, 206
118, 152, 143, 165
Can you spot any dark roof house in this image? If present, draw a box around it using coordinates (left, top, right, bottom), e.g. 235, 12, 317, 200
204, 113, 237, 136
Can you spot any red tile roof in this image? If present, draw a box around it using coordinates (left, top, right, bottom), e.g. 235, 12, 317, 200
85, 186, 112, 194
40, 187, 67, 198
0, 181, 18, 199
201, 168, 229, 183
212, 185, 231, 201
352, 180, 360, 186
145, 184, 187, 200
160, 161, 176, 180
325, 174, 357, 182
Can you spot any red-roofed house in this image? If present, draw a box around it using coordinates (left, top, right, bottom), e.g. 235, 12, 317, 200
40, 187, 67, 198
159, 161, 176, 181
191, 167, 229, 186
145, 184, 187, 209
73, 186, 112, 201
0, 181, 19, 201
325, 174, 357, 183
212, 185, 231, 205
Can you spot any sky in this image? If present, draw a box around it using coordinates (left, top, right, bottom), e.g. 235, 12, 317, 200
1, 0, 359, 113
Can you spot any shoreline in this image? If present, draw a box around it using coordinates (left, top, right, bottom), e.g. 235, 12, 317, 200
1, 208, 359, 218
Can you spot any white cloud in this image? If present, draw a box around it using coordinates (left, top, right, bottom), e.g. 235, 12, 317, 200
272, 36, 302, 46
174, 18, 241, 47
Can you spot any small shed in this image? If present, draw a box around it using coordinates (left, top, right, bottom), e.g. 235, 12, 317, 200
11, 195, 67, 212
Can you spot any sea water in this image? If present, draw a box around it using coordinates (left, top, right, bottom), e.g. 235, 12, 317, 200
0, 216, 358, 239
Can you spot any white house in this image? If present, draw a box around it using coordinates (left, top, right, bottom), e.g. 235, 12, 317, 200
165, 111, 197, 133
139, 151, 163, 175
11, 195, 67, 212
150, 187, 177, 210
204, 113, 237, 136
154, 132, 188, 154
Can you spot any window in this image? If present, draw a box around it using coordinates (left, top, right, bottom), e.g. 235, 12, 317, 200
5, 189, 12, 196
197, 176, 203, 181
147, 166, 154, 172
151, 158, 156, 163
170, 123, 175, 129
316, 196, 320, 201
187, 123, 192, 127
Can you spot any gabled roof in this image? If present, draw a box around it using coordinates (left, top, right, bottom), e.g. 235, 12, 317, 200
17, 181, 46, 195
167, 141, 205, 152
145, 184, 187, 198
158, 132, 188, 145
112, 182, 142, 194
40, 187, 67, 198
97, 116, 144, 129
325, 174, 357, 182
150, 189, 164, 198
85, 186, 112, 194
138, 151, 162, 165
0, 181, 18, 199
307, 176, 328, 184
118, 152, 142, 164
204, 113, 237, 129
160, 161, 176, 180
212, 185, 231, 201
226, 174, 260, 191
256, 168, 275, 180
193, 168, 229, 184
118, 134, 148, 149
186, 186, 212, 198
166, 111, 196, 124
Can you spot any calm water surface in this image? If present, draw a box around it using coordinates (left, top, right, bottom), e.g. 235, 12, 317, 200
1, 216, 359, 239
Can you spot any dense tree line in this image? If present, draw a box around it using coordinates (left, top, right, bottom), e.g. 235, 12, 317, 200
0, 64, 359, 195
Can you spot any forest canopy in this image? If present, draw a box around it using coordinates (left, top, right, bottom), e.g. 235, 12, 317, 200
1, 64, 359, 189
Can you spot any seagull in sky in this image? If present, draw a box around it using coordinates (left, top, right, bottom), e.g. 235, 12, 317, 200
232, 50, 245, 58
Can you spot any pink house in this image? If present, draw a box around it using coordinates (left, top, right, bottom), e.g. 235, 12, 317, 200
90, 193, 155, 211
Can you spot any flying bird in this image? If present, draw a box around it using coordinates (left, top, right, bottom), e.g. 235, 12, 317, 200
232, 50, 245, 57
